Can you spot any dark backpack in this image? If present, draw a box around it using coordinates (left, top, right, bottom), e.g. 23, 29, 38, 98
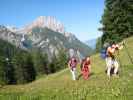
100, 43, 111, 59
69, 58, 77, 68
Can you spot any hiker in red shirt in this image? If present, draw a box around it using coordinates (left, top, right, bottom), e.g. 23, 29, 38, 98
81, 56, 91, 80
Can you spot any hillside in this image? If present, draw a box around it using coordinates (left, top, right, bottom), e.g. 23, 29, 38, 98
0, 39, 27, 60
31, 27, 93, 57
0, 24, 93, 61
0, 37, 133, 100
85, 38, 97, 49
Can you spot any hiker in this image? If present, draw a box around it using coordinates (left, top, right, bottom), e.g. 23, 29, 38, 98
80, 58, 85, 70
68, 57, 78, 80
81, 56, 91, 80
106, 43, 123, 77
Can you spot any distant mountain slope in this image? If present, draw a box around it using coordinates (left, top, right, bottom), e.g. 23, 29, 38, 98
0, 25, 21, 46
85, 38, 97, 49
0, 24, 93, 60
0, 39, 24, 58
30, 27, 93, 58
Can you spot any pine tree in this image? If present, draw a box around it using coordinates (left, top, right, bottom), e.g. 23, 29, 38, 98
23, 53, 36, 82
0, 41, 16, 85
0, 56, 7, 85
56, 49, 68, 70
101, 0, 133, 44
49, 49, 68, 73
42, 53, 49, 75
13, 52, 36, 84
13, 53, 26, 84
0, 39, 36, 85
32, 50, 49, 75
95, 37, 102, 52
4, 58, 16, 84
49, 55, 57, 73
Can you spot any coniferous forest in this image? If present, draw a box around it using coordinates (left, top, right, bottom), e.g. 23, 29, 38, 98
0, 39, 67, 85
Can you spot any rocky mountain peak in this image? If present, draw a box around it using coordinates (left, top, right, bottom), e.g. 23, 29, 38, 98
18, 16, 65, 34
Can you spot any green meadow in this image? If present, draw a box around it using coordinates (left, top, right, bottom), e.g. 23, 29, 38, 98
0, 37, 133, 100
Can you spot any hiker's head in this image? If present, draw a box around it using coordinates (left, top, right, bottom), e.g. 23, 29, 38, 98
71, 57, 76, 62
111, 44, 119, 49
111, 41, 116, 45
86, 56, 90, 61
112, 44, 116, 48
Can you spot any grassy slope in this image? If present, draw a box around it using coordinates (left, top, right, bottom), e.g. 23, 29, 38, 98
0, 37, 133, 100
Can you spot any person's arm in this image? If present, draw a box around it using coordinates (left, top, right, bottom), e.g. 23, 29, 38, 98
82, 61, 85, 70
87, 59, 91, 69
68, 61, 71, 70
118, 45, 123, 50
89, 60, 91, 69
88, 65, 91, 72
115, 44, 123, 50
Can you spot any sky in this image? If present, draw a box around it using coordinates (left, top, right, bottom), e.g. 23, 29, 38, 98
0, 0, 105, 42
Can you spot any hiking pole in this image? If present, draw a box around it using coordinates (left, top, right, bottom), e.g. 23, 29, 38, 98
123, 42, 133, 64
117, 50, 122, 67
117, 49, 124, 76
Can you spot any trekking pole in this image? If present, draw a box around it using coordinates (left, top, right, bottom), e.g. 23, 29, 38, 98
123, 42, 133, 64
117, 50, 122, 67
116, 49, 124, 76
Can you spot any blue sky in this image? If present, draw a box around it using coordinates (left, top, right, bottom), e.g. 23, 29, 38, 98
0, 0, 105, 41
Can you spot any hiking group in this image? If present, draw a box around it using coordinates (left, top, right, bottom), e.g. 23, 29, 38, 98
68, 42, 123, 80
68, 56, 91, 80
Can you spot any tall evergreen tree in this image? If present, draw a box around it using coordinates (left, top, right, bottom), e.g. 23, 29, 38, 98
95, 37, 102, 52
0, 56, 16, 85
48, 55, 57, 73
23, 53, 36, 82
101, 0, 133, 44
0, 40, 16, 85
56, 49, 68, 70
4, 58, 16, 84
49, 49, 68, 73
0, 57, 7, 85
32, 50, 49, 75
13, 52, 36, 84
13, 53, 26, 84
0, 39, 37, 85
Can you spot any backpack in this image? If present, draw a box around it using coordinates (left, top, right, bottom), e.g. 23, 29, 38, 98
100, 47, 108, 59
100, 43, 111, 59
69, 58, 77, 68
80, 59, 85, 70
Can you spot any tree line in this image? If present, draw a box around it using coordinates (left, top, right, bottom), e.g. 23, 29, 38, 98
0, 39, 67, 85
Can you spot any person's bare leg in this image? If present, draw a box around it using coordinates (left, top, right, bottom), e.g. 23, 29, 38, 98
114, 60, 119, 76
